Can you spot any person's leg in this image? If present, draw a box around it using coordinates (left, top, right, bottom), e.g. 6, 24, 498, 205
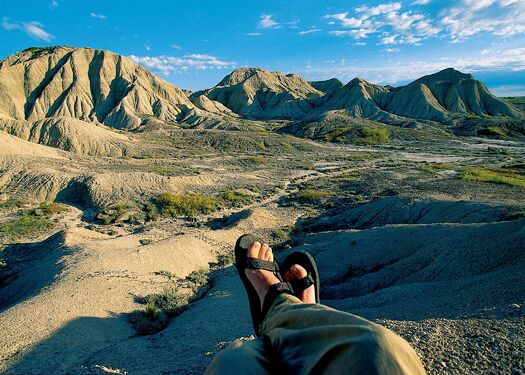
204, 338, 277, 375
260, 278, 426, 374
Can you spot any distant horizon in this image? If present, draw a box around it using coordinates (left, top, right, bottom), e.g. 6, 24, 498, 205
1, 0, 524, 96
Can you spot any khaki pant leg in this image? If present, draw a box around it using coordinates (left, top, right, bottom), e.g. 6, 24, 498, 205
259, 294, 426, 375
204, 338, 278, 375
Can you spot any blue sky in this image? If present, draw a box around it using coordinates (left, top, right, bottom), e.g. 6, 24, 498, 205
1, 0, 525, 95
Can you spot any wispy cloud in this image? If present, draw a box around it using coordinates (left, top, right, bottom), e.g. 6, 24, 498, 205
258, 14, 280, 29
299, 28, 321, 35
129, 54, 236, 75
441, 0, 525, 41
2, 17, 54, 41
298, 47, 525, 85
412, 0, 432, 5
51, 0, 58, 8
171, 44, 182, 50
90, 12, 107, 20
246, 32, 262, 36
324, 2, 439, 45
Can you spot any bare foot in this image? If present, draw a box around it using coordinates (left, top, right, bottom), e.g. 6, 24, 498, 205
245, 241, 281, 309
282, 264, 316, 304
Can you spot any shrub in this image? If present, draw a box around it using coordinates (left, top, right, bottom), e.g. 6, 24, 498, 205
477, 127, 506, 137
219, 190, 253, 206
356, 127, 390, 144
0, 214, 54, 241
155, 193, 218, 217
323, 127, 351, 142
96, 201, 144, 224
296, 189, 333, 204
272, 225, 296, 242
186, 269, 208, 287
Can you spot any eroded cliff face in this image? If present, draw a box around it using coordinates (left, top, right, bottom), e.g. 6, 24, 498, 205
0, 46, 198, 130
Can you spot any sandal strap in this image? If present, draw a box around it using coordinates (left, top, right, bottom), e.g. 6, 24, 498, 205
246, 257, 279, 272
289, 273, 315, 293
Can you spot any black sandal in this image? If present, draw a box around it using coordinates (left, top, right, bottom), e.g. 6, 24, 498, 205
280, 251, 320, 303
235, 234, 294, 336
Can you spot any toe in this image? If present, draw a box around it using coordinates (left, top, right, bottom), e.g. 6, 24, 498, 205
260, 243, 270, 260
289, 264, 308, 279
247, 241, 261, 258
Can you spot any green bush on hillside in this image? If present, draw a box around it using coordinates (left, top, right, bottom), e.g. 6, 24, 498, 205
356, 127, 390, 144
155, 193, 219, 217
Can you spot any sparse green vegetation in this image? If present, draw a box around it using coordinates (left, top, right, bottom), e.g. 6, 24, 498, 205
219, 190, 253, 206
477, 126, 506, 137
130, 267, 212, 335
186, 269, 208, 287
356, 127, 390, 144
272, 225, 296, 242
155, 193, 219, 218
0, 214, 54, 241
418, 163, 455, 172
246, 155, 270, 164
323, 127, 351, 142
0, 201, 66, 242
296, 189, 333, 204
461, 167, 525, 189
153, 166, 184, 176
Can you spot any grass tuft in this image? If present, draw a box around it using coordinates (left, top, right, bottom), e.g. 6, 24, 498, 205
461, 167, 525, 189
296, 189, 333, 204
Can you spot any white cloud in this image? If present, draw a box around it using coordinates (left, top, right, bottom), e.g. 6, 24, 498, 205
144, 45, 151, 51
2, 17, 54, 41
441, 0, 525, 40
324, 2, 440, 44
171, 44, 182, 50
90, 13, 107, 20
258, 14, 280, 29
298, 47, 525, 85
412, 0, 431, 5
298, 28, 321, 35
246, 32, 262, 36
355, 2, 402, 17
129, 54, 236, 75
385, 48, 401, 53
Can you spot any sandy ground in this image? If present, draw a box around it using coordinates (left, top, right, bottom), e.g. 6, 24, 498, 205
1, 133, 524, 374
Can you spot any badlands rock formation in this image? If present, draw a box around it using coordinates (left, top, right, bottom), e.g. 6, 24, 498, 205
0, 47, 197, 129
196, 67, 519, 122
190, 68, 324, 119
